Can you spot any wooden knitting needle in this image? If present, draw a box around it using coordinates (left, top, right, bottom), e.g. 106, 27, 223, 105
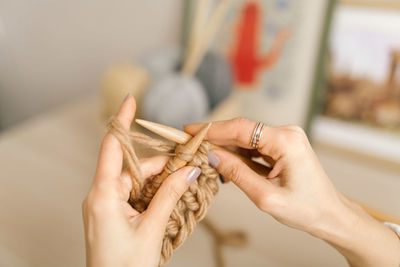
182, 0, 233, 76
135, 119, 271, 176
152, 122, 212, 186
135, 119, 400, 225
187, 0, 211, 57
352, 199, 400, 225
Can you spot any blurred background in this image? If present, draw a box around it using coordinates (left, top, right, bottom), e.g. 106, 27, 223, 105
0, 0, 399, 266
0, 0, 183, 129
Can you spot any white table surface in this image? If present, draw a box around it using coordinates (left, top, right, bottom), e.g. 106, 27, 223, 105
0, 96, 399, 267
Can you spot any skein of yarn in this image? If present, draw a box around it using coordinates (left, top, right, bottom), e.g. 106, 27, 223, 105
141, 73, 209, 129
102, 63, 149, 119
196, 51, 233, 108
141, 47, 233, 110
140, 0, 233, 129
139, 47, 182, 81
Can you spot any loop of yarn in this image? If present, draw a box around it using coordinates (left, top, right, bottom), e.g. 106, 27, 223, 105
107, 117, 221, 266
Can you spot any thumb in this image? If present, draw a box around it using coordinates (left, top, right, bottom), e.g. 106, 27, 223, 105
143, 166, 201, 226
212, 149, 281, 212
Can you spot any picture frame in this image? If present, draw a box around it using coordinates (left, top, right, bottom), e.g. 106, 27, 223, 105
309, 0, 400, 168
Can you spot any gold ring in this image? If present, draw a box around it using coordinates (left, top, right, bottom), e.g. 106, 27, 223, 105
250, 122, 264, 149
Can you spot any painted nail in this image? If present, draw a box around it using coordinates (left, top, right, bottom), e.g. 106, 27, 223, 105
207, 151, 220, 168
219, 174, 225, 184
123, 93, 132, 102
187, 167, 201, 184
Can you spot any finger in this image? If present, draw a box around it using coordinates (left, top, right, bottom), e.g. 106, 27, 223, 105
185, 118, 278, 158
236, 147, 262, 159
185, 118, 258, 148
240, 149, 275, 167
142, 166, 201, 227
140, 155, 169, 180
212, 149, 281, 212
95, 94, 136, 181
185, 119, 307, 162
118, 156, 169, 201
262, 155, 275, 167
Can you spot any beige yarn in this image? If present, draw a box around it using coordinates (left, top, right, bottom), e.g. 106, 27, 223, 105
107, 117, 219, 264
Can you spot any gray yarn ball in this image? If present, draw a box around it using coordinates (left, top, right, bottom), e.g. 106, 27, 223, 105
195, 51, 233, 108
139, 47, 181, 81
140, 47, 233, 109
142, 74, 209, 130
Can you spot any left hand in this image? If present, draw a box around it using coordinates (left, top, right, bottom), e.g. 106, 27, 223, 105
185, 118, 400, 267
82, 95, 200, 267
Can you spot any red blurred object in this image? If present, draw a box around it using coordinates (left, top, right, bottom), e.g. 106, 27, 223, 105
230, 1, 290, 87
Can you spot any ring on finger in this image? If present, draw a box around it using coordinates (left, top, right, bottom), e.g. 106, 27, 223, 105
250, 122, 265, 149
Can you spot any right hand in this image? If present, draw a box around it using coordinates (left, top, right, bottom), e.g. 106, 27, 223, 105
82, 95, 201, 267
185, 118, 400, 267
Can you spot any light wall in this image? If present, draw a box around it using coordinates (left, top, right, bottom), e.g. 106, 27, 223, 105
0, 0, 183, 129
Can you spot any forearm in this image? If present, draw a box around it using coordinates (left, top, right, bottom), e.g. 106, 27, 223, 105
313, 198, 400, 267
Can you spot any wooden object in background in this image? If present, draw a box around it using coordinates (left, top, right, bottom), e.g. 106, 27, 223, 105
141, 0, 233, 129
182, 0, 233, 76
353, 199, 400, 225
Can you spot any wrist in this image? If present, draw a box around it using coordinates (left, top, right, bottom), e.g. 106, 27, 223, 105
311, 196, 400, 266
310, 195, 360, 246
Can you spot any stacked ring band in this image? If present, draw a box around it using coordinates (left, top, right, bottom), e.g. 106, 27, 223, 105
250, 122, 265, 149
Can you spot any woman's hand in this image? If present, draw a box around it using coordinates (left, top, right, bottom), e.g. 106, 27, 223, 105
186, 118, 400, 267
187, 118, 347, 233
82, 95, 200, 267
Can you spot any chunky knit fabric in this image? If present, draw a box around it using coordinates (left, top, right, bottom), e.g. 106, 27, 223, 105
108, 117, 222, 266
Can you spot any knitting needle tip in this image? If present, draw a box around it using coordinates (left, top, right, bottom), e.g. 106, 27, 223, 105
135, 118, 210, 154
182, 122, 211, 154
135, 119, 191, 144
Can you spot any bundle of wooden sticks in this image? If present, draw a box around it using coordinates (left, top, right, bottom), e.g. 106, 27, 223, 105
182, 0, 233, 76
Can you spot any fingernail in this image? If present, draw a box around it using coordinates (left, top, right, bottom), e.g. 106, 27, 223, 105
187, 167, 201, 184
207, 151, 220, 168
123, 93, 132, 102
219, 174, 225, 184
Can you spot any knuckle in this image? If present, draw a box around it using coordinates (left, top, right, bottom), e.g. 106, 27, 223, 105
232, 117, 249, 126
287, 125, 305, 135
232, 117, 251, 142
232, 117, 248, 128
283, 126, 307, 145
84, 193, 110, 218
90, 201, 110, 218
81, 197, 88, 212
